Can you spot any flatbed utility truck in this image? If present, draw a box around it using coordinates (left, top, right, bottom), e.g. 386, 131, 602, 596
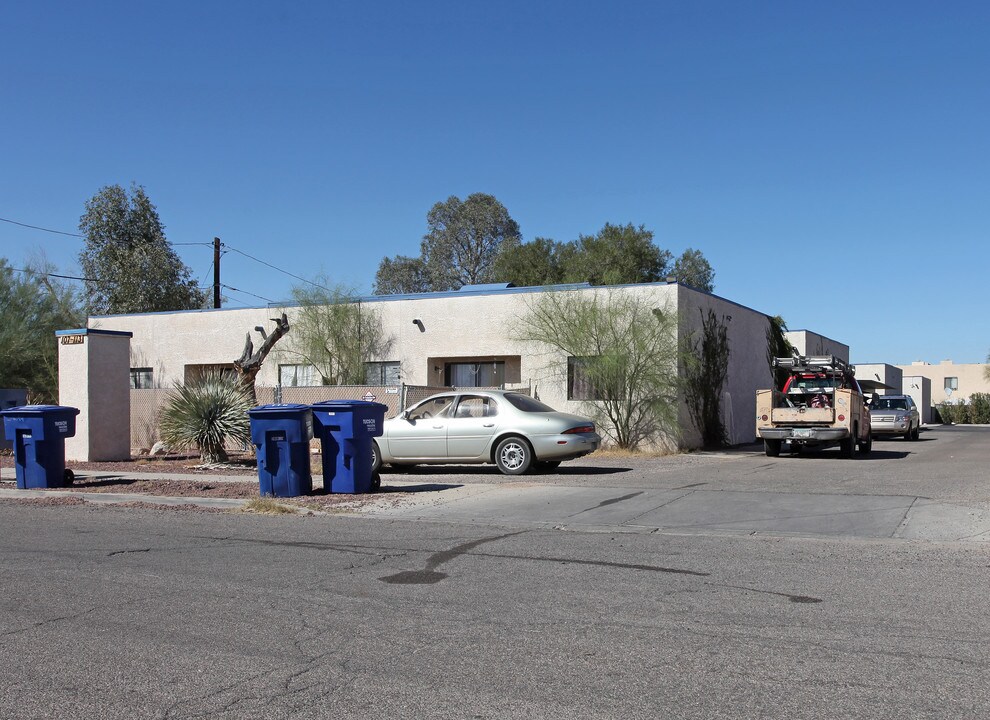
756, 355, 871, 458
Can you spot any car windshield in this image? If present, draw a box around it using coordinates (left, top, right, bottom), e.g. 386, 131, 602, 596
503, 393, 557, 413
874, 398, 908, 411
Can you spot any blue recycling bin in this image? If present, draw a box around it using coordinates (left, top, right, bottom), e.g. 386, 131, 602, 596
0, 405, 80, 489
311, 400, 387, 494
248, 404, 314, 497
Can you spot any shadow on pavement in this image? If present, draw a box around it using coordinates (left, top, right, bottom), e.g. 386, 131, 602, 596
378, 483, 463, 494
384, 464, 630, 477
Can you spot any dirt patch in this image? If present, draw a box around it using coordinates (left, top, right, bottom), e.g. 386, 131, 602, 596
5, 496, 89, 507
66, 453, 261, 476
50, 478, 261, 498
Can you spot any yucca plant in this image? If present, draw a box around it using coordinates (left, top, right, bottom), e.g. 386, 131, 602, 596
159, 371, 253, 463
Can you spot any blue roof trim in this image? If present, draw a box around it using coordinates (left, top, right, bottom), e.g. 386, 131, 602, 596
56, 328, 133, 338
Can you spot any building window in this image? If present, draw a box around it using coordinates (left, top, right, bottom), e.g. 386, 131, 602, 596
365, 361, 401, 385
130, 368, 154, 389
567, 357, 601, 400
279, 364, 319, 387
945, 377, 958, 391
444, 362, 505, 388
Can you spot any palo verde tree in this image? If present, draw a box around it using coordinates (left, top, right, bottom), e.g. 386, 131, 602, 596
0, 257, 84, 402
78, 184, 206, 314
276, 278, 394, 385
375, 193, 521, 294
515, 288, 681, 449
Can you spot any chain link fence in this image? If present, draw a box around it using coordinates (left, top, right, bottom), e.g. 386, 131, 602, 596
130, 382, 531, 451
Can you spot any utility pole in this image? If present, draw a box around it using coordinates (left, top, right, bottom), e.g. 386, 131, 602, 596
213, 237, 221, 309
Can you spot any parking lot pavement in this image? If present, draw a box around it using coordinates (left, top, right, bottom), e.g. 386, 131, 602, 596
3, 425, 988, 541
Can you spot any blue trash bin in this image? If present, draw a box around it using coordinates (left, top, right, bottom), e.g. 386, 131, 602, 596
248, 404, 314, 497
0, 405, 80, 489
311, 400, 387, 494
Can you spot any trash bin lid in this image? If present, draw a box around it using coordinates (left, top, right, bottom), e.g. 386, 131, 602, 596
248, 403, 311, 416
0, 404, 80, 416
311, 399, 387, 409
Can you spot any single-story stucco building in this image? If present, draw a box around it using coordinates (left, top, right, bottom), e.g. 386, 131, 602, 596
82, 281, 834, 452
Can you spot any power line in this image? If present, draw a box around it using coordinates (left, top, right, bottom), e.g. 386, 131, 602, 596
10, 266, 95, 282
223, 244, 331, 291
221, 283, 277, 304
0, 216, 83, 237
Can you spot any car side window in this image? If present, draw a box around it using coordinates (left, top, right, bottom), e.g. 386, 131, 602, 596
408, 397, 453, 421
453, 396, 498, 419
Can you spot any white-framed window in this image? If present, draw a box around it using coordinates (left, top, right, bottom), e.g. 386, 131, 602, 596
279, 364, 319, 387
365, 361, 400, 385
945, 377, 958, 391
130, 367, 154, 389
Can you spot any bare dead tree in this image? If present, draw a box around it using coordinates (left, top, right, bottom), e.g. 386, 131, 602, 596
233, 313, 290, 404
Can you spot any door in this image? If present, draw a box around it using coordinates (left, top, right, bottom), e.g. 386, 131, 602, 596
385, 395, 454, 459
446, 395, 500, 459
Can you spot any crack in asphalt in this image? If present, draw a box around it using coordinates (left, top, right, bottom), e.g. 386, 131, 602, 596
107, 547, 152, 557
570, 491, 645, 516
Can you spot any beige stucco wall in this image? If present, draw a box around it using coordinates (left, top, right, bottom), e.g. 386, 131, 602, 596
89, 282, 778, 449
59, 329, 132, 461
854, 363, 903, 396
895, 361, 990, 404
784, 330, 849, 362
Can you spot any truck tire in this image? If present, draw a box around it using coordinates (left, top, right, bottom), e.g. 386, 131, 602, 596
858, 434, 872, 455
764, 439, 781, 457
840, 434, 855, 458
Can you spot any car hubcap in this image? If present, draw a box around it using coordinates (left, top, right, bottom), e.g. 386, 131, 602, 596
500, 443, 525, 470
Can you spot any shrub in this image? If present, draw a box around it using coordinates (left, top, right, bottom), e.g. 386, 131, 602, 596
970, 393, 990, 424
159, 371, 253, 463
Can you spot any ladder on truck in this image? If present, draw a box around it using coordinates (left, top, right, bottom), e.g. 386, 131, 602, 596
772, 355, 855, 379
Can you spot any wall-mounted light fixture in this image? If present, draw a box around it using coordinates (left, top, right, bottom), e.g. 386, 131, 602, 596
412, 318, 425, 332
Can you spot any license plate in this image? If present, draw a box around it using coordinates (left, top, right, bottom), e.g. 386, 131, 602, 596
792, 429, 812, 438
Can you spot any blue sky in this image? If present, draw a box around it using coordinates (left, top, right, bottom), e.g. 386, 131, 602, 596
2, 1, 988, 364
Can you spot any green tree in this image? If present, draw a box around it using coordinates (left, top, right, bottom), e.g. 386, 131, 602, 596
515, 288, 681, 449
560, 223, 671, 286
78, 184, 206, 314
493, 237, 567, 287
374, 193, 521, 294
671, 248, 715, 292
373, 255, 428, 295
0, 257, 84, 402
278, 278, 394, 385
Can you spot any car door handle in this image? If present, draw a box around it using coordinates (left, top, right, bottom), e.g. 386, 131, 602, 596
482, 423, 495, 427
433, 425, 444, 429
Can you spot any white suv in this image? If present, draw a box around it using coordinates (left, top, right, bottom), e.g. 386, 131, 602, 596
870, 395, 921, 440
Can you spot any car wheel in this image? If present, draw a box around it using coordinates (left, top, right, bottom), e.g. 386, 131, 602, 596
858, 434, 872, 455
63, 469, 75, 486
840, 434, 855, 458
764, 439, 781, 457
370, 441, 382, 474
370, 472, 381, 492
910, 425, 920, 441
495, 436, 533, 475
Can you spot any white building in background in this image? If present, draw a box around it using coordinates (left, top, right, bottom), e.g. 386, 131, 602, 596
88, 281, 789, 449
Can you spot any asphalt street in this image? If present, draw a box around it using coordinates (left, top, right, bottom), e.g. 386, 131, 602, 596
1, 426, 988, 719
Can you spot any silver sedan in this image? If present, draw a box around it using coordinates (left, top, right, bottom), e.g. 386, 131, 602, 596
370, 390, 601, 475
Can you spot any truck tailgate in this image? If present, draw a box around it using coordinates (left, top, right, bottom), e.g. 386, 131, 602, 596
771, 407, 834, 424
